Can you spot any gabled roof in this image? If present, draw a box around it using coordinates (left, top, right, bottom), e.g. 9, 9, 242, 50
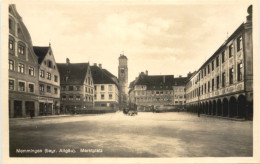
57, 63, 89, 85
90, 66, 118, 87
173, 77, 188, 86
102, 69, 117, 78
135, 75, 174, 90
33, 46, 49, 64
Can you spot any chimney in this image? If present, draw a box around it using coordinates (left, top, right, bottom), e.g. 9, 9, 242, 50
163, 76, 165, 83
179, 75, 182, 78
99, 64, 102, 68
145, 70, 148, 75
187, 72, 192, 78
246, 5, 252, 23
66, 58, 70, 65
94, 63, 97, 66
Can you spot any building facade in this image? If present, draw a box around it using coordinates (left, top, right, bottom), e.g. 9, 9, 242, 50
57, 59, 94, 113
33, 45, 60, 115
8, 4, 40, 117
91, 64, 119, 109
185, 5, 253, 120
172, 77, 187, 107
118, 54, 128, 109
129, 72, 189, 111
128, 72, 175, 111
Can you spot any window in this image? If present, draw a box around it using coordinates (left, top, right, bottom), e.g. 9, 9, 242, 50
29, 67, 34, 76
54, 75, 58, 82
212, 78, 214, 91
208, 64, 210, 74
94, 94, 97, 100
109, 94, 113, 99
18, 63, 24, 73
18, 81, 25, 91
121, 69, 124, 73
94, 85, 97, 91
212, 60, 214, 71
175, 101, 178, 104
101, 94, 105, 100
39, 84, 44, 92
91, 89, 93, 94
237, 36, 242, 51
229, 68, 234, 84
18, 45, 25, 55
9, 79, 14, 90
201, 85, 203, 95
222, 51, 225, 63
47, 72, 51, 80
109, 85, 113, 91
54, 88, 58, 94
47, 60, 52, 68
76, 96, 80, 101
69, 86, 73, 91
62, 96, 66, 100
217, 76, 220, 89
69, 95, 73, 100
9, 40, 13, 50
237, 63, 243, 81
208, 81, 210, 92
29, 84, 34, 93
76, 86, 80, 91
47, 86, 51, 93
40, 70, 45, 78
101, 85, 104, 91
9, 60, 14, 70
204, 83, 206, 93
229, 44, 233, 57
62, 86, 66, 91
9, 18, 13, 30
222, 72, 226, 87
216, 56, 219, 67
88, 77, 90, 85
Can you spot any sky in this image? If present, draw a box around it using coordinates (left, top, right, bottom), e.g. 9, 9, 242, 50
10, 0, 253, 83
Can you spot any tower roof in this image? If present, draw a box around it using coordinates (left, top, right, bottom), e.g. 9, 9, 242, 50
119, 54, 127, 59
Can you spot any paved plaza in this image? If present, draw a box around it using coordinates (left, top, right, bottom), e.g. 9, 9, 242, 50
9, 112, 253, 157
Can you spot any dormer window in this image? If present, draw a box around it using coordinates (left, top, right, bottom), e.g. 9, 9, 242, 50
47, 60, 52, 68
49, 51, 52, 55
18, 27, 21, 34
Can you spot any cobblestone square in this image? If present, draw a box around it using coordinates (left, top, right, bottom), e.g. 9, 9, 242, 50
9, 112, 253, 157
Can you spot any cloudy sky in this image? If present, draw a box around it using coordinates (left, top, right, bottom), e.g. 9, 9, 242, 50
11, 0, 252, 83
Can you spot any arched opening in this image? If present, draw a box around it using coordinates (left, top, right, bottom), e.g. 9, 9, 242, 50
229, 96, 237, 117
213, 100, 217, 115
223, 98, 228, 117
209, 101, 212, 115
217, 99, 222, 116
202, 102, 205, 114
206, 102, 209, 114
238, 95, 246, 118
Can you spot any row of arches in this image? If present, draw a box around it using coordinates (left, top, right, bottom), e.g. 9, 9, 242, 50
186, 94, 252, 119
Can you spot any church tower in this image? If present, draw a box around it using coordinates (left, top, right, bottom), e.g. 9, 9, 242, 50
118, 53, 128, 109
